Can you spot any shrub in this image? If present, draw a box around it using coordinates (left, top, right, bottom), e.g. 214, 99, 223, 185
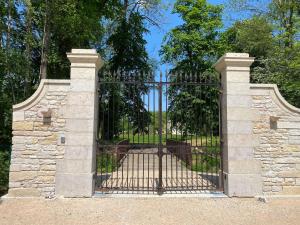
0, 146, 11, 196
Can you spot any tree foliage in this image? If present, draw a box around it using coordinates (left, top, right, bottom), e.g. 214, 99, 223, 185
99, 1, 161, 140
0, 0, 161, 193
223, 0, 300, 107
160, 0, 222, 136
160, 0, 223, 72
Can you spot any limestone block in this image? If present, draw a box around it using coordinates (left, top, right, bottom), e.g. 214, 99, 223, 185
283, 178, 295, 185
224, 72, 250, 83
48, 84, 70, 92
40, 165, 56, 171
250, 89, 270, 96
70, 79, 96, 92
37, 171, 56, 176
13, 131, 52, 137
223, 147, 254, 161
13, 121, 34, 131
289, 136, 300, 145
56, 159, 93, 173
13, 111, 25, 121
227, 108, 258, 121
224, 173, 262, 197
66, 119, 95, 133
55, 173, 94, 197
12, 144, 25, 151
39, 134, 58, 145
68, 92, 95, 106
272, 186, 282, 192
8, 188, 41, 197
10, 164, 40, 172
226, 160, 261, 174
70, 67, 97, 79
65, 132, 95, 146
36, 176, 55, 183
278, 171, 300, 178
278, 121, 300, 129
12, 136, 25, 144
225, 95, 252, 108
39, 159, 56, 165
223, 83, 250, 96
65, 105, 96, 119
226, 134, 253, 147
33, 122, 50, 131
9, 171, 38, 182
224, 120, 252, 135
64, 146, 95, 160
282, 186, 300, 195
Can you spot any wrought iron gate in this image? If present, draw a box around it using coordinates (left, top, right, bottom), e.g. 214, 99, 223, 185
96, 71, 222, 194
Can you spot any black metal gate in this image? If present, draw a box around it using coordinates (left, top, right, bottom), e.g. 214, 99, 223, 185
96, 71, 222, 194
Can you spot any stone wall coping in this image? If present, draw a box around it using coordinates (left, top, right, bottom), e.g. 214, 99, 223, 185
250, 83, 300, 114
13, 79, 70, 111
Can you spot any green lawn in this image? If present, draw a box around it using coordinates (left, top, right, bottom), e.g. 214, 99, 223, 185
190, 146, 221, 173
100, 133, 220, 147
96, 153, 118, 173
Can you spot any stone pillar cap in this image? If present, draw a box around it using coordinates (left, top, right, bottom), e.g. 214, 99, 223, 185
71, 49, 97, 54
214, 52, 255, 73
67, 49, 103, 70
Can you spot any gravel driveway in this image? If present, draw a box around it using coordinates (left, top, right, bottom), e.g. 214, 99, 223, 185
0, 196, 299, 225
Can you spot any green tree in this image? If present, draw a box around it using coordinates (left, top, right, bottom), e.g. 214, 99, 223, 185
99, 0, 162, 140
160, 0, 223, 71
223, 0, 300, 107
160, 0, 222, 136
220, 16, 274, 58
0, 0, 123, 195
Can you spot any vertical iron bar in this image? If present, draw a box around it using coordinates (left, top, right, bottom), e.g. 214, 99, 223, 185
219, 73, 223, 191
127, 151, 129, 190
132, 150, 134, 191
137, 152, 140, 191
105, 151, 108, 188
158, 72, 163, 194
143, 153, 145, 191
196, 152, 198, 189
148, 153, 150, 191
148, 86, 150, 144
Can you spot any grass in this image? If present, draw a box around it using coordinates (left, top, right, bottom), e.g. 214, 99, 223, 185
101, 133, 220, 146
190, 146, 221, 173
96, 153, 118, 173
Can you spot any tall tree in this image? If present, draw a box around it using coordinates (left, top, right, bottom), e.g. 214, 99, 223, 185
220, 16, 274, 58
39, 0, 51, 80
270, 0, 300, 48
160, 0, 223, 72
160, 0, 223, 136
224, 0, 300, 107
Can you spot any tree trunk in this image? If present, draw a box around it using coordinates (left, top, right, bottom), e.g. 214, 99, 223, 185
6, 0, 15, 103
39, 0, 51, 80
24, 0, 33, 97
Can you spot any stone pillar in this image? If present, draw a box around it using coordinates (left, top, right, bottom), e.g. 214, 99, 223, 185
55, 49, 103, 197
214, 53, 262, 197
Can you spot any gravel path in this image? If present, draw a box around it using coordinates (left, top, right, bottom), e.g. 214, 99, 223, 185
0, 197, 299, 225
96, 148, 218, 192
